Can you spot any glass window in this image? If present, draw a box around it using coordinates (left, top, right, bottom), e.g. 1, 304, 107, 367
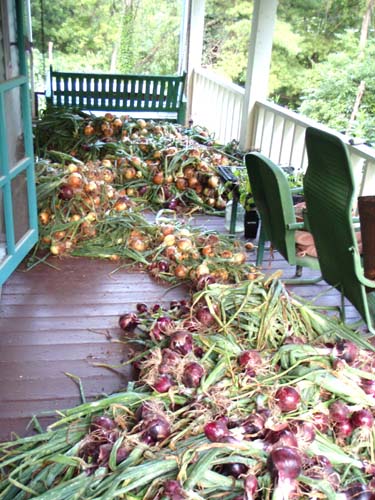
0, 0, 19, 83
5, 86, 25, 168
0, 187, 7, 263
12, 171, 29, 244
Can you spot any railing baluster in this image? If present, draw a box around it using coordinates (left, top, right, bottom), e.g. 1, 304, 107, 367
191, 67, 374, 194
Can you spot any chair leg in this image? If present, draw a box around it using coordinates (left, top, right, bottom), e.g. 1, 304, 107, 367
256, 223, 266, 267
229, 191, 239, 235
340, 287, 346, 322
295, 265, 303, 278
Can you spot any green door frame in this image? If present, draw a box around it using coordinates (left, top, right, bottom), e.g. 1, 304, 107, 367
0, 0, 38, 285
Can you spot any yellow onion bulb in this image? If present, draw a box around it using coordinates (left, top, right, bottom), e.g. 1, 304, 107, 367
102, 169, 113, 182
174, 264, 189, 279
163, 234, 176, 247
83, 124, 95, 136
183, 166, 195, 179
221, 250, 233, 259
196, 262, 210, 277
67, 172, 83, 189
129, 238, 147, 252
85, 212, 97, 222
67, 163, 79, 173
53, 230, 66, 240
114, 198, 129, 212
233, 252, 247, 265
212, 268, 229, 281
39, 211, 50, 225
153, 172, 164, 185
84, 181, 98, 194
188, 177, 199, 189
164, 246, 177, 260
101, 159, 112, 168
124, 167, 137, 180
160, 224, 175, 236
50, 242, 66, 255
103, 127, 114, 137
130, 156, 142, 167
178, 228, 191, 237
207, 175, 220, 189
106, 186, 115, 199
177, 238, 193, 252
112, 118, 123, 128
175, 178, 187, 191
137, 118, 147, 129
201, 245, 214, 257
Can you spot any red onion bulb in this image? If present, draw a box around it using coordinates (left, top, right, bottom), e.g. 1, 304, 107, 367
169, 330, 193, 355
221, 462, 248, 478
334, 418, 353, 438
275, 386, 301, 412
119, 312, 139, 332
152, 374, 174, 393
204, 419, 230, 442
267, 446, 302, 499
244, 474, 258, 499
351, 409, 374, 429
90, 415, 116, 432
329, 401, 350, 423
145, 417, 171, 442
334, 340, 359, 364
196, 306, 216, 326
182, 361, 205, 388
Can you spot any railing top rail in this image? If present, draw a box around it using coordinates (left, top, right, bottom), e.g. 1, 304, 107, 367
193, 67, 245, 95
255, 98, 375, 163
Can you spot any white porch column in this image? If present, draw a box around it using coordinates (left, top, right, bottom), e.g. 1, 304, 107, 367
239, 0, 278, 151
184, 0, 205, 123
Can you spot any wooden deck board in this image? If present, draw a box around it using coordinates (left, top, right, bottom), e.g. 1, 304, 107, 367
0, 214, 365, 441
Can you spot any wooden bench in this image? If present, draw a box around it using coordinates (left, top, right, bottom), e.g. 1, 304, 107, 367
45, 66, 187, 123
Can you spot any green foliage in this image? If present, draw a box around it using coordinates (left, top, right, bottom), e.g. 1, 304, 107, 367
203, 0, 252, 85
127, 1, 181, 74
299, 31, 375, 142
31, 0, 122, 71
31, 0, 180, 78
118, 2, 139, 73
30, 0, 375, 142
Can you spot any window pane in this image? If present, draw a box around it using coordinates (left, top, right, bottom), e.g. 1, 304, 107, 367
12, 171, 29, 243
0, 187, 7, 263
0, 0, 20, 82
5, 86, 25, 168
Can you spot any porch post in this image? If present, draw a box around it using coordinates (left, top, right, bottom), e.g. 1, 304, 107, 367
239, 0, 278, 151
184, 0, 205, 123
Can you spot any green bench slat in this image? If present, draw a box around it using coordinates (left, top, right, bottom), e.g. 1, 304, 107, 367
46, 66, 186, 122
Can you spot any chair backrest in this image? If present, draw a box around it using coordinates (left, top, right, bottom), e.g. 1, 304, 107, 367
245, 152, 298, 264
304, 126, 370, 320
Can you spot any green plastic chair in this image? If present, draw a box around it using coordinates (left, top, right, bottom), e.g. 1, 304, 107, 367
245, 152, 321, 283
304, 126, 375, 333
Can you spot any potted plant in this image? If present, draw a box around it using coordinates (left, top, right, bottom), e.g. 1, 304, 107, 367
281, 166, 304, 204
230, 165, 260, 239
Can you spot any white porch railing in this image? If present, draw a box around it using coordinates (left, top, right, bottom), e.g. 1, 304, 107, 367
190, 67, 375, 197
190, 67, 244, 145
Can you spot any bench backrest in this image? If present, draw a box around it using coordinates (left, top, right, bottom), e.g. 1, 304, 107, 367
46, 66, 186, 122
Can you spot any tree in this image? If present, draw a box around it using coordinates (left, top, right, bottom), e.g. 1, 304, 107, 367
30, 0, 181, 77
299, 31, 375, 142
347, 0, 374, 132
203, 0, 369, 109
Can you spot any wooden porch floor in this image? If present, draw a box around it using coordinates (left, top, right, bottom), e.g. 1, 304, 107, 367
0, 214, 363, 441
